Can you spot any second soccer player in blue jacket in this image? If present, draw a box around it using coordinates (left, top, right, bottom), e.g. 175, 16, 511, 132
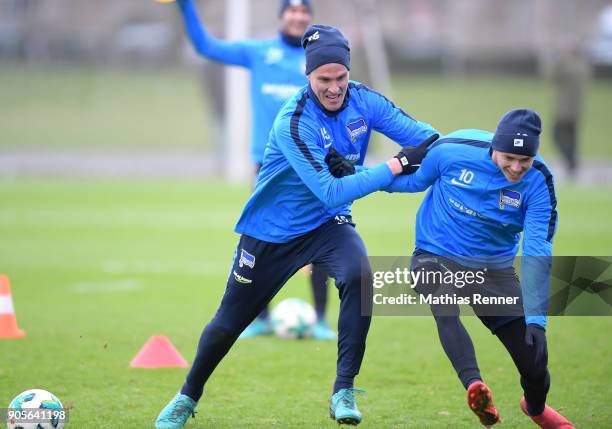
384, 109, 573, 428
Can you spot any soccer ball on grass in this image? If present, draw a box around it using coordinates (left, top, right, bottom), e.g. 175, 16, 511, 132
271, 298, 317, 339
6, 389, 65, 429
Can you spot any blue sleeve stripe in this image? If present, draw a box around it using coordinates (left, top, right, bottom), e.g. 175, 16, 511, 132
290, 93, 323, 172
349, 82, 416, 121
430, 138, 491, 149
532, 160, 558, 242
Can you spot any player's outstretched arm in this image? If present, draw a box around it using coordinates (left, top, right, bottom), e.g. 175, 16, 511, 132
177, 0, 252, 67
520, 168, 558, 330
276, 120, 398, 208
325, 134, 439, 193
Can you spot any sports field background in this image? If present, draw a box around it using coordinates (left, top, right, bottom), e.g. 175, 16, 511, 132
1, 64, 611, 428
2, 64, 612, 160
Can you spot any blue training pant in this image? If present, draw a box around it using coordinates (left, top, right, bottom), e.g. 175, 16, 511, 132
181, 216, 372, 401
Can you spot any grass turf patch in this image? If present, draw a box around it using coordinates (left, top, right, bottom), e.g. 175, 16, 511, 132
0, 180, 611, 427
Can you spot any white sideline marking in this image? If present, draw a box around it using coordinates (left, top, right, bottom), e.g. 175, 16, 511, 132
71, 279, 143, 294
101, 260, 227, 275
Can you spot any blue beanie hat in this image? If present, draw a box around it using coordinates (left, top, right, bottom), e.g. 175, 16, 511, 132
491, 109, 541, 157
302, 25, 350, 75
279, 0, 312, 17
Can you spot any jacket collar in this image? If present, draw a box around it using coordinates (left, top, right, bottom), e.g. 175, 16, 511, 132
280, 31, 303, 48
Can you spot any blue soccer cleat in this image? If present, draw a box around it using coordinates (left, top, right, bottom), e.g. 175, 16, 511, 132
239, 318, 273, 339
312, 319, 337, 341
329, 388, 364, 425
155, 393, 197, 429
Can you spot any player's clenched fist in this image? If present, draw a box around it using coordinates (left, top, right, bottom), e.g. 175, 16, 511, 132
325, 148, 356, 178
394, 133, 439, 175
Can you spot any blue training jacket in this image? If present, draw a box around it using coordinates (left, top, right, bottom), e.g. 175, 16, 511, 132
387, 129, 558, 328
178, 0, 307, 164
235, 82, 438, 243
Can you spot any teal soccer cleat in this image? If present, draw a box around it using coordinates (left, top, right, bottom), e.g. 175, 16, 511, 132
155, 393, 197, 429
329, 388, 364, 425
238, 318, 273, 339
312, 319, 337, 340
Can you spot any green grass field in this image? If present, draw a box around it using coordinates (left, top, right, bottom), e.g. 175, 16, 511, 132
1, 64, 612, 160
1, 180, 611, 428
0, 65, 212, 152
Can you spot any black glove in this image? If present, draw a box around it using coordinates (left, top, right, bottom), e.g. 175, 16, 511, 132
525, 323, 548, 367
394, 133, 439, 175
325, 148, 356, 178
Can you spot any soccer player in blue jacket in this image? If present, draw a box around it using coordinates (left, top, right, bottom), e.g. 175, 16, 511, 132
175, 0, 335, 340
155, 25, 439, 428
383, 110, 574, 428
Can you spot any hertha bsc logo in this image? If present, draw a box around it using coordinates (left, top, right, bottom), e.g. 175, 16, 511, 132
346, 119, 368, 142
499, 188, 522, 209
239, 249, 256, 269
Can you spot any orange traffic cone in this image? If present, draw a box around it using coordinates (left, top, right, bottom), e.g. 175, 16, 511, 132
0, 275, 26, 338
130, 336, 188, 368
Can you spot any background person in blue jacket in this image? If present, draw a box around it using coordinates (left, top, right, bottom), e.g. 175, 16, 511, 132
383, 109, 574, 428
175, 0, 336, 340
155, 25, 439, 428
